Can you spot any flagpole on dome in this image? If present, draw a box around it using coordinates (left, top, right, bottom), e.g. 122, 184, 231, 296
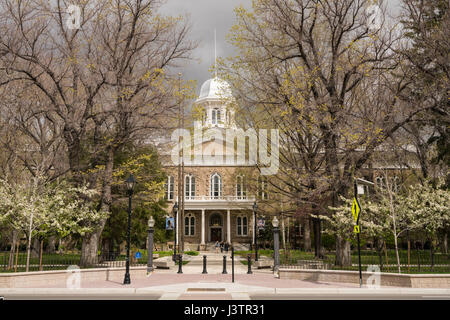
214, 28, 217, 79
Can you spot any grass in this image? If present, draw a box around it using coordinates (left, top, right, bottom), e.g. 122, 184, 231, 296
279, 249, 450, 274
234, 249, 274, 258
184, 251, 199, 256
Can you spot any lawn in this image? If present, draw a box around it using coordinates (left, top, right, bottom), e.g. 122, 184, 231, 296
0, 249, 197, 273
232, 248, 450, 274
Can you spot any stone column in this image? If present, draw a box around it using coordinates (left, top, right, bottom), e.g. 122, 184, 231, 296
201, 209, 205, 250
227, 209, 231, 244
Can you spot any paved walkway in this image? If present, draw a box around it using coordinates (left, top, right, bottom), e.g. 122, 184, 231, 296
3, 252, 449, 300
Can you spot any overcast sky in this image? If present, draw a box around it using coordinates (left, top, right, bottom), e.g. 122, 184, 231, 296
160, 0, 403, 95
159, 0, 251, 91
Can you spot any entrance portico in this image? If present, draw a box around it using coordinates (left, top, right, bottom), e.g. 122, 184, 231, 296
178, 197, 254, 250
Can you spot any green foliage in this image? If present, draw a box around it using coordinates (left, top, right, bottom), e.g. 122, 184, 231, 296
184, 251, 199, 256
321, 233, 335, 250
102, 145, 170, 250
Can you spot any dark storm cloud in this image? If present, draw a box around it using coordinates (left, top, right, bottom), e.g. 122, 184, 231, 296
160, 0, 403, 95
159, 0, 251, 92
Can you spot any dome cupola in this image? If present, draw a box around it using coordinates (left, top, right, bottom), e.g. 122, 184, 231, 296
197, 78, 233, 102
195, 77, 236, 129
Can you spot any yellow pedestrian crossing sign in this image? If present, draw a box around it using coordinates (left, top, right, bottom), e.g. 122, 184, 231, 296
352, 197, 361, 223
354, 225, 360, 233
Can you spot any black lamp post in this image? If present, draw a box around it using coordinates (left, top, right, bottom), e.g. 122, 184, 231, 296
172, 201, 178, 262
253, 201, 258, 262
272, 216, 280, 272
123, 174, 136, 285
147, 216, 155, 273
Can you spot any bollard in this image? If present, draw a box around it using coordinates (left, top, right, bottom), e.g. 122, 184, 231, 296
231, 247, 235, 283
222, 255, 227, 274
202, 255, 208, 274
177, 254, 183, 274
247, 254, 253, 274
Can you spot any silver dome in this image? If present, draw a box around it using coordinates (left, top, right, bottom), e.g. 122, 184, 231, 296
197, 78, 232, 101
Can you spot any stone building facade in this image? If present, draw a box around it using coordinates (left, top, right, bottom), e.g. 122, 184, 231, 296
159, 77, 259, 251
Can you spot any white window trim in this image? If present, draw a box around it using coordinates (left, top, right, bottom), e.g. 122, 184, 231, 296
185, 174, 196, 200
166, 176, 174, 200
236, 175, 247, 199
236, 215, 248, 236
184, 213, 195, 236
210, 173, 222, 199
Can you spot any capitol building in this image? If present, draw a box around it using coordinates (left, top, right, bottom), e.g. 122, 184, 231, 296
158, 76, 268, 251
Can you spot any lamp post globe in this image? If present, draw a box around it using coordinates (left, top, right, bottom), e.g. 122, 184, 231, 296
123, 174, 136, 285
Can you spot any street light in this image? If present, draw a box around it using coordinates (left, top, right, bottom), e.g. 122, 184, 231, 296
172, 201, 178, 262
272, 216, 280, 272
147, 216, 155, 273
124, 174, 136, 285
253, 201, 258, 262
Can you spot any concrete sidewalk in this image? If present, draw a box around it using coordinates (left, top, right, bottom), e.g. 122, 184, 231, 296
1, 263, 450, 300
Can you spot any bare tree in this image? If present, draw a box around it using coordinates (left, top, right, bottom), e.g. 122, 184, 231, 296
219, 0, 431, 265
0, 0, 196, 264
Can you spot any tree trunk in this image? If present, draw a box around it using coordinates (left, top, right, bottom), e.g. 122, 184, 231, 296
31, 237, 40, 259
39, 239, 44, 271
8, 230, 18, 270
444, 231, 448, 254
46, 236, 56, 254
313, 217, 322, 258
303, 217, 311, 252
80, 147, 114, 266
335, 235, 351, 266
394, 234, 401, 274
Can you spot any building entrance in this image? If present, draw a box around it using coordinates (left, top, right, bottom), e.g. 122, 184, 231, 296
211, 228, 222, 242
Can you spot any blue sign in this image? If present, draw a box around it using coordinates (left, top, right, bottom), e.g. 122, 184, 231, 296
135, 251, 142, 259
166, 216, 174, 230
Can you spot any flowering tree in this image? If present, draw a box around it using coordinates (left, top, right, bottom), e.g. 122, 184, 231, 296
0, 177, 107, 271
323, 179, 450, 273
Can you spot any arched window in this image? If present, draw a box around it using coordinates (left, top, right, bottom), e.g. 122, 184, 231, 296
165, 176, 174, 200
210, 213, 223, 226
184, 213, 195, 236
237, 216, 248, 236
258, 176, 268, 200
236, 175, 247, 199
212, 108, 221, 125
185, 174, 196, 199
210, 173, 222, 199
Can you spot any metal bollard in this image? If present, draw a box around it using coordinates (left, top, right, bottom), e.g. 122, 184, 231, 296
231, 247, 235, 283
177, 254, 183, 274
202, 255, 208, 274
247, 254, 253, 274
222, 255, 227, 274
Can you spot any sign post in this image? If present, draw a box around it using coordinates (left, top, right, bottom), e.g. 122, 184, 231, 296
352, 182, 362, 288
